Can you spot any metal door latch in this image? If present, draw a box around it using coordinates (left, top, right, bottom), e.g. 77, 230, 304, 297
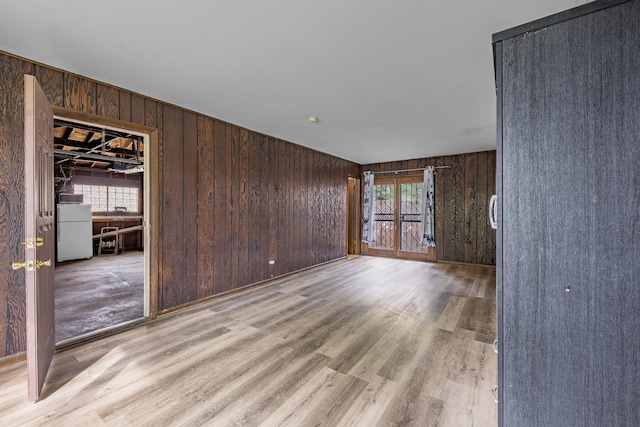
22, 237, 44, 249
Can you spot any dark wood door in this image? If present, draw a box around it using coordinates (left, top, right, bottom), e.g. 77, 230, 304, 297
496, 1, 640, 425
347, 177, 360, 255
23, 74, 55, 401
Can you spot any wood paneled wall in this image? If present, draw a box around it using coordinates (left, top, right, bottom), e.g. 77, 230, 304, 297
361, 150, 496, 266
0, 51, 359, 359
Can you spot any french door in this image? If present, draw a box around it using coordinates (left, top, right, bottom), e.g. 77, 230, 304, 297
366, 176, 435, 261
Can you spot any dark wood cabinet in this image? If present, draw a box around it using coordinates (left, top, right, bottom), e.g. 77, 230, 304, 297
493, 1, 640, 426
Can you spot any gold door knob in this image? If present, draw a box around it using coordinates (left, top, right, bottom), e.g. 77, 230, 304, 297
12, 261, 26, 270
11, 260, 35, 271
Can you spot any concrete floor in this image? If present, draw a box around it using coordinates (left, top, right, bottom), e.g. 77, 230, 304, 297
54, 251, 144, 343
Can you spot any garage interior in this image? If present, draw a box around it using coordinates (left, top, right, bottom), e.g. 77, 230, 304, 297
53, 119, 145, 343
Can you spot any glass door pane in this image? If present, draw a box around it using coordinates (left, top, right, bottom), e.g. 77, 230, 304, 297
371, 183, 394, 250
399, 182, 427, 253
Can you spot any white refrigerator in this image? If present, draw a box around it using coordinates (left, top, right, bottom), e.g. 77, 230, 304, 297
57, 204, 93, 262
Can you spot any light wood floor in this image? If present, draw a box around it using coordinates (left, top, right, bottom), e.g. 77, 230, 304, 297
0, 256, 497, 426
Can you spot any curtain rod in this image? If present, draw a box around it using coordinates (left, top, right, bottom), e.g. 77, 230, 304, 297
363, 165, 451, 175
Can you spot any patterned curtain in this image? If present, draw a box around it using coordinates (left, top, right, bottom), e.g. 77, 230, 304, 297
421, 166, 436, 247
362, 171, 376, 243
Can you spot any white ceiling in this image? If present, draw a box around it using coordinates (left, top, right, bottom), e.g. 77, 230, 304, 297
0, 0, 591, 164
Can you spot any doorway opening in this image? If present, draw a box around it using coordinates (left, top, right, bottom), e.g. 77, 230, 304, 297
364, 175, 436, 261
347, 176, 361, 257
52, 115, 153, 345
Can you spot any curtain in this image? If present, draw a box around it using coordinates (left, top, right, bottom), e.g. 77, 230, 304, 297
362, 171, 376, 243
421, 166, 435, 247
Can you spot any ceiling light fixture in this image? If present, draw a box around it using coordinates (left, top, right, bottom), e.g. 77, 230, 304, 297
308, 116, 319, 123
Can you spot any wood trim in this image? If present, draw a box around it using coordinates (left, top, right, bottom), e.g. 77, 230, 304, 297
55, 318, 150, 352
437, 260, 496, 270
397, 248, 436, 262
51, 106, 161, 319
157, 256, 347, 317
52, 106, 156, 135
364, 246, 396, 258
365, 247, 436, 263
346, 175, 361, 255
0, 352, 26, 367
148, 129, 160, 318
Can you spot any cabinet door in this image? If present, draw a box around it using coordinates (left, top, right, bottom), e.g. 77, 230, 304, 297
499, 2, 640, 426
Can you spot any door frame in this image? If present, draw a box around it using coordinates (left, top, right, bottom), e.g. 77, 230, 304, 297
51, 106, 160, 320
363, 174, 436, 262
347, 176, 361, 255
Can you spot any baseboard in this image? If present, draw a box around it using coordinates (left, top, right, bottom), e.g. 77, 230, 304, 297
56, 317, 150, 352
437, 260, 496, 269
158, 256, 348, 317
0, 351, 26, 368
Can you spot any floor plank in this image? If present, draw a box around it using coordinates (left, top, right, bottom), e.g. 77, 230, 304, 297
0, 256, 496, 426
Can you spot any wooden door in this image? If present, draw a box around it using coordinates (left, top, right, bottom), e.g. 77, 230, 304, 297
365, 176, 435, 261
365, 177, 395, 255
396, 177, 435, 261
347, 177, 360, 255
23, 75, 55, 401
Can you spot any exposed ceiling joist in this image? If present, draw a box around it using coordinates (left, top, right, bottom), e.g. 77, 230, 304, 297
53, 149, 141, 165
53, 119, 144, 170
